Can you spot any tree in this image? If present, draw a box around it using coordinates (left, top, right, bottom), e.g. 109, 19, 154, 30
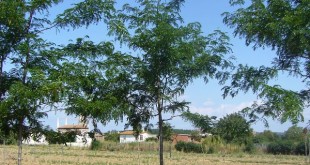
253, 130, 280, 144
55, 1, 232, 164
222, 0, 310, 124
106, 1, 233, 164
215, 113, 252, 144
104, 130, 120, 142
284, 125, 304, 142
0, 1, 25, 101
0, 1, 64, 164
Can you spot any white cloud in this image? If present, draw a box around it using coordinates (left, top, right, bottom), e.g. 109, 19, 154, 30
189, 100, 254, 118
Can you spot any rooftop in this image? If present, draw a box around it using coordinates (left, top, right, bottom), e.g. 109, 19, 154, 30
57, 124, 88, 129
119, 130, 150, 135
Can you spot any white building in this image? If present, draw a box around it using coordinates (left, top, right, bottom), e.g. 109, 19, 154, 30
23, 134, 48, 145
66, 134, 92, 147
119, 130, 156, 143
56, 117, 92, 147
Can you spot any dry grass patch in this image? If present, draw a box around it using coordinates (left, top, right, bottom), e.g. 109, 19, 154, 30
0, 144, 309, 165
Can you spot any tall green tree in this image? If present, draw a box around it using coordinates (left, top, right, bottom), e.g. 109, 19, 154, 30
0, 1, 64, 164
222, 0, 310, 124
56, 1, 233, 164
107, 1, 233, 164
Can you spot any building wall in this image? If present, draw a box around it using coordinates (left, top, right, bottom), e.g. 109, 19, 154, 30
23, 135, 48, 145
172, 134, 192, 144
120, 134, 136, 143
120, 133, 156, 143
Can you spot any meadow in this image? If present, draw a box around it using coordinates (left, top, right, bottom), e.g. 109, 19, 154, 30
0, 143, 309, 165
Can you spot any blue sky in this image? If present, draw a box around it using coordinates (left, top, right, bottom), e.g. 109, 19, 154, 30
37, 1, 309, 133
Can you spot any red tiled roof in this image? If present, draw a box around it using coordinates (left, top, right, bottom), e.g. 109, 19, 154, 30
119, 130, 135, 135
57, 124, 88, 129
119, 130, 149, 135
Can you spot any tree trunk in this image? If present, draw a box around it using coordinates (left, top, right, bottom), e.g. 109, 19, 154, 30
158, 111, 164, 165
0, 54, 4, 100
17, 118, 23, 165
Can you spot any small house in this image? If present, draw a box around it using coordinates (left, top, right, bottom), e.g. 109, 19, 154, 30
119, 130, 156, 143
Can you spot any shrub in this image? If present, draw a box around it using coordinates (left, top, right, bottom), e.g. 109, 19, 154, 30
244, 141, 256, 153
175, 141, 205, 153
145, 137, 158, 142
90, 140, 102, 150
267, 141, 294, 155
104, 131, 120, 142
294, 141, 309, 155
207, 146, 215, 154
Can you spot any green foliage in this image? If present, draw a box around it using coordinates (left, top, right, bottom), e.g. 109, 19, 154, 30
145, 137, 158, 142
149, 129, 195, 135
202, 135, 224, 154
202, 135, 224, 146
190, 131, 202, 142
175, 141, 205, 153
56, 37, 132, 129
223, 0, 310, 124
294, 141, 309, 155
244, 140, 256, 154
207, 146, 215, 154
283, 125, 304, 142
104, 131, 120, 142
182, 111, 216, 133
253, 130, 280, 144
215, 113, 252, 144
0, 130, 17, 145
56, 0, 115, 29
0, 2, 65, 165
90, 140, 102, 150
162, 122, 173, 141
103, 1, 233, 164
44, 130, 77, 145
267, 141, 294, 155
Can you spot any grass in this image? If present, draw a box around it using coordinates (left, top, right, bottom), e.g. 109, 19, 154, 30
0, 144, 309, 165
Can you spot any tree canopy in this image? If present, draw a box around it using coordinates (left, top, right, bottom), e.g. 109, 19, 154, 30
0, 1, 64, 164
222, 0, 310, 124
215, 113, 252, 144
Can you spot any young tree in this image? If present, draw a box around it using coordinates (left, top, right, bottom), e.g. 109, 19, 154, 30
0, 1, 64, 164
107, 1, 233, 164
222, 0, 310, 124
56, 1, 233, 164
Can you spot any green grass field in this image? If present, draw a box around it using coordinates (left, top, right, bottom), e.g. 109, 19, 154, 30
0, 144, 309, 165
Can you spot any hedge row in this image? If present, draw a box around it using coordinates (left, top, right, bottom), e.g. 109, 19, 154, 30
175, 141, 205, 153
267, 141, 309, 155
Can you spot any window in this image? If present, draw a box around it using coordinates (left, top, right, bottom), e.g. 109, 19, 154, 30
139, 135, 143, 141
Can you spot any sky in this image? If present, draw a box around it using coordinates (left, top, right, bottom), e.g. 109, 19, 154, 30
34, 0, 310, 133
